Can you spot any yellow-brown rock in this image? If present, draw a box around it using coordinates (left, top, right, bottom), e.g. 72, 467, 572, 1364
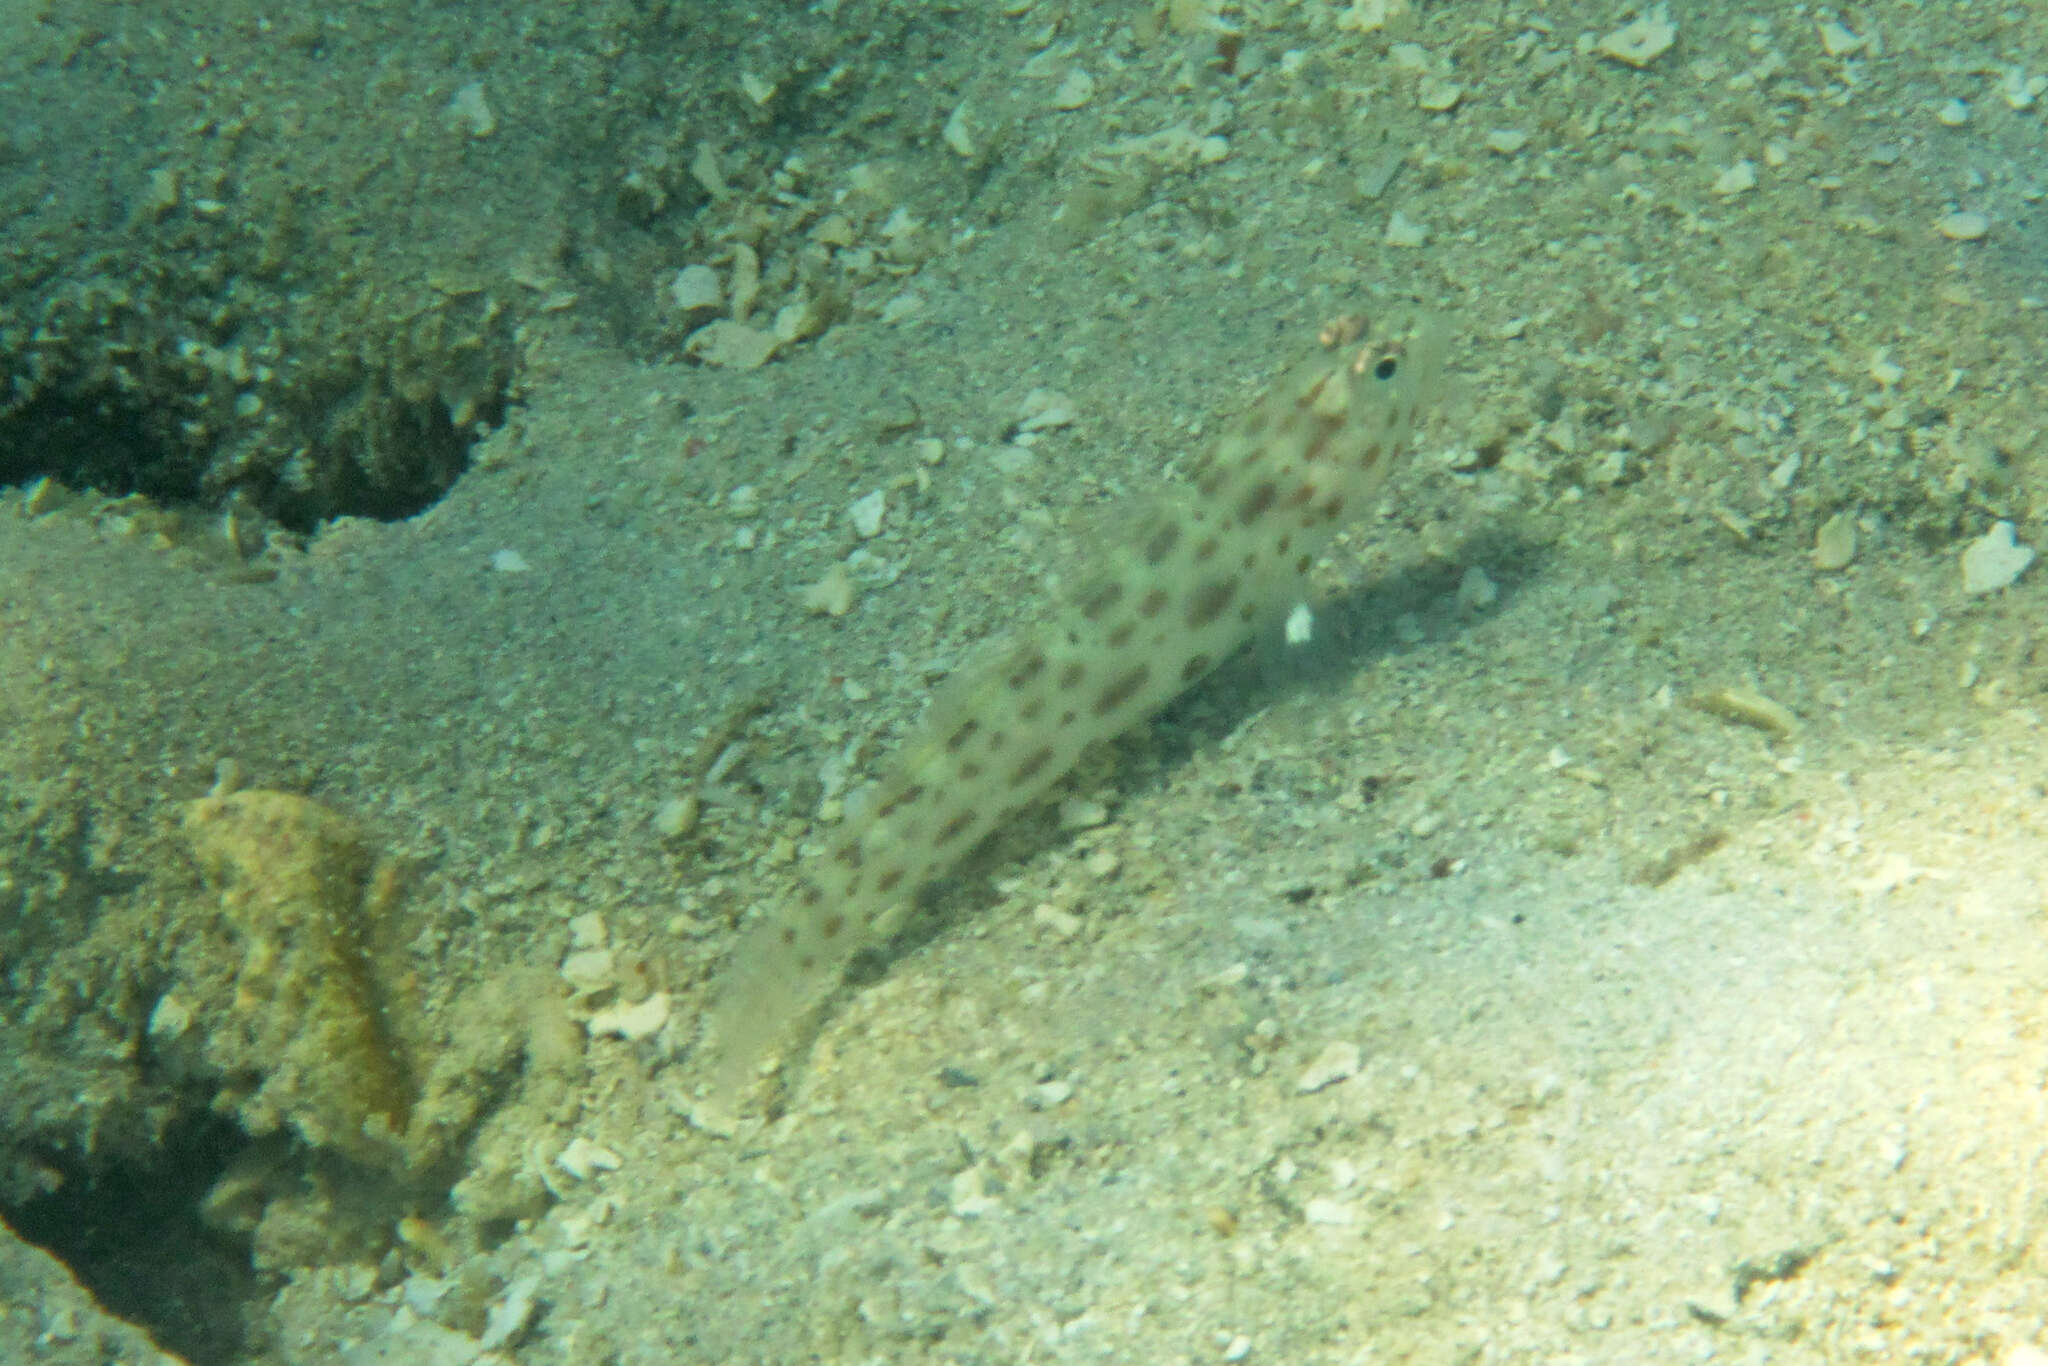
179, 789, 417, 1168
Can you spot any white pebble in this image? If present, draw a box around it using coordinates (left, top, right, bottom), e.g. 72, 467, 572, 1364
1303, 1196, 1356, 1226
1936, 210, 1988, 241
1596, 13, 1677, 68
147, 993, 194, 1040
1384, 210, 1428, 247
479, 1274, 541, 1352
559, 948, 616, 994
1817, 20, 1865, 58
1016, 388, 1077, 433
1416, 76, 1462, 112
1283, 602, 1315, 645
800, 562, 859, 617
1960, 521, 2035, 594
1711, 160, 1757, 196
652, 794, 699, 839
1935, 98, 1970, 127
669, 264, 722, 312
585, 990, 671, 1041
848, 489, 887, 538
554, 1136, 623, 1181
942, 102, 977, 158
1050, 68, 1095, 110
490, 548, 531, 573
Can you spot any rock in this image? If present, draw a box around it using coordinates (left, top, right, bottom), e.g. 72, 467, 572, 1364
179, 790, 418, 1168
1597, 12, 1677, 68
685, 320, 778, 370
1961, 521, 2035, 594
1297, 1041, 1362, 1094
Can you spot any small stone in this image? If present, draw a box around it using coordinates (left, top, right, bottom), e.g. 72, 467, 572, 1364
148, 993, 194, 1039
772, 298, 824, 345
1083, 848, 1121, 880
1058, 798, 1109, 830
554, 1137, 623, 1181
1597, 13, 1677, 68
1026, 1079, 1074, 1109
1416, 76, 1462, 111
668, 264, 722, 312
652, 794, 699, 840
480, 1273, 542, 1352
1456, 565, 1498, 613
942, 102, 977, 159
1297, 1040, 1362, 1093
1711, 160, 1758, 196
1304, 1196, 1356, 1226
1032, 902, 1083, 938
2001, 67, 2047, 111
1484, 128, 1529, 155
446, 82, 496, 137
1050, 68, 1095, 110
685, 320, 778, 369
21, 475, 59, 516
800, 562, 859, 617
728, 243, 761, 320
1812, 512, 1857, 571
1960, 521, 2035, 595
585, 990, 671, 1041
1935, 98, 1970, 127
948, 1165, 999, 1218
1384, 210, 1428, 246
1387, 42, 1430, 74
1284, 602, 1315, 645
1936, 211, 1989, 241
490, 548, 531, 573
1817, 20, 1866, 57
1016, 388, 1077, 433
559, 948, 616, 994
848, 489, 887, 538
142, 166, 181, 218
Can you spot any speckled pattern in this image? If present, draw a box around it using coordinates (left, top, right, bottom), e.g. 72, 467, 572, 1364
706, 315, 1447, 1107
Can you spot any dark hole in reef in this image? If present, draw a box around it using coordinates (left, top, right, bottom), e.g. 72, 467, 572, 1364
0, 380, 498, 535
0, 387, 207, 507
2, 1109, 263, 1364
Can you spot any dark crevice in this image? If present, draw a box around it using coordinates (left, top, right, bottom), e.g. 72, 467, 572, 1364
0, 379, 500, 534
2, 1109, 264, 1364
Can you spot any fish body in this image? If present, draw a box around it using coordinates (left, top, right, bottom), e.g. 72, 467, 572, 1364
705, 313, 1447, 1108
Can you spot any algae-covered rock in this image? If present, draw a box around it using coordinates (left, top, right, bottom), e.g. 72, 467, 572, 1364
174, 790, 418, 1170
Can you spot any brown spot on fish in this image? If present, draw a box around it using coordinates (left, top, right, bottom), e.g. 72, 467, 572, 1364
1092, 665, 1151, 716
1188, 577, 1239, 629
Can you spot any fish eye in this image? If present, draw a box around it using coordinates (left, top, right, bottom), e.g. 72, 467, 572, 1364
1374, 356, 1399, 380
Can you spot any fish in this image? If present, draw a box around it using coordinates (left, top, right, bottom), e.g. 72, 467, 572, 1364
701, 310, 1448, 1114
